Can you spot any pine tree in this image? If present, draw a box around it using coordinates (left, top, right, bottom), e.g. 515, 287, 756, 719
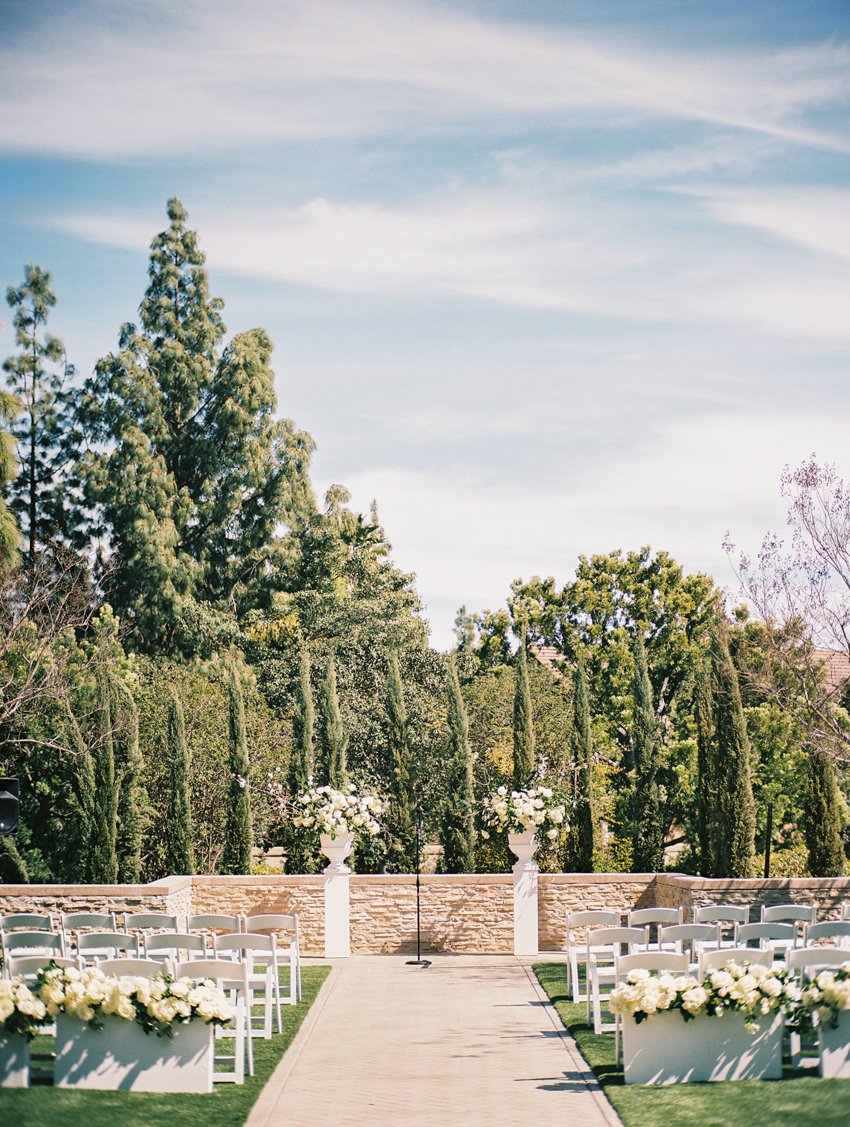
163, 685, 195, 875
3, 264, 77, 565
320, 656, 347, 788
566, 656, 594, 871
512, 635, 535, 788
441, 659, 475, 873
0, 387, 19, 573
112, 676, 145, 882
630, 634, 664, 872
804, 748, 844, 877
89, 669, 118, 882
385, 652, 415, 871
289, 648, 315, 794
221, 664, 252, 874
79, 198, 315, 651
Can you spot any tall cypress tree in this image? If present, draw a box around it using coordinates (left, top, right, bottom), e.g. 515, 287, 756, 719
163, 686, 194, 875
0, 387, 19, 573
804, 748, 844, 877
566, 656, 594, 871
630, 634, 664, 872
512, 635, 535, 788
694, 652, 720, 878
112, 676, 145, 882
441, 659, 475, 873
65, 698, 97, 882
385, 652, 415, 871
319, 655, 347, 789
289, 648, 315, 794
89, 669, 118, 883
221, 664, 252, 874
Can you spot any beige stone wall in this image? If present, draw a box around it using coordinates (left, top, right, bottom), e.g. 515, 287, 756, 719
0, 875, 192, 925
538, 874, 657, 950
189, 876, 326, 955
663, 875, 850, 923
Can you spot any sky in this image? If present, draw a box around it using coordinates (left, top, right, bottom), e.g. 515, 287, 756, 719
2, 0, 850, 650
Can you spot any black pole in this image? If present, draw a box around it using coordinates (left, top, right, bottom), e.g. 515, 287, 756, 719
406, 804, 430, 967
763, 802, 774, 879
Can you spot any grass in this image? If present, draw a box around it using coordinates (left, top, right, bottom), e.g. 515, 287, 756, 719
534, 962, 850, 1127
0, 964, 331, 1127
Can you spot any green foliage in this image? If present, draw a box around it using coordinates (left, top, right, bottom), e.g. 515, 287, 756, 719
319, 655, 347, 788
221, 663, 253, 874
89, 669, 118, 882
512, 638, 535, 787
566, 656, 594, 871
112, 676, 145, 882
384, 652, 414, 871
804, 749, 845, 876
0, 387, 19, 573
289, 648, 314, 793
630, 634, 663, 872
440, 659, 475, 873
163, 686, 195, 875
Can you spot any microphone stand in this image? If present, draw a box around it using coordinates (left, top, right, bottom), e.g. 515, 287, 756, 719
406, 802, 430, 968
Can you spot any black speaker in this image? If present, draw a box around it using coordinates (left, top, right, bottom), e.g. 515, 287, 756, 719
0, 777, 19, 835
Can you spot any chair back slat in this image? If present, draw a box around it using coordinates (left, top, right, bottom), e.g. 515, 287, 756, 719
699, 947, 772, 974
616, 951, 690, 979
787, 947, 849, 976
61, 912, 117, 931
693, 905, 748, 925
0, 913, 53, 932
804, 922, 850, 945
6, 954, 77, 980
761, 904, 817, 924
98, 957, 167, 978
658, 924, 720, 952
144, 933, 206, 958
2, 931, 64, 957
123, 913, 179, 933
627, 908, 682, 927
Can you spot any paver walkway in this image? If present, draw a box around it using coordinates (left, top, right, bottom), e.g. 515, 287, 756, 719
248, 955, 621, 1127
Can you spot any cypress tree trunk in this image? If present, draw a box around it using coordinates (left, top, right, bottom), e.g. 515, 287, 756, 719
164, 686, 195, 875
289, 648, 315, 794
89, 669, 118, 883
566, 657, 594, 871
512, 636, 535, 788
804, 748, 845, 877
694, 655, 718, 878
112, 677, 145, 882
320, 656, 347, 789
440, 659, 475, 873
630, 635, 664, 872
385, 652, 415, 871
711, 625, 756, 878
221, 664, 253, 874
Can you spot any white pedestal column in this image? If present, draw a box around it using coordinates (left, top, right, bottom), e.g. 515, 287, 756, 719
509, 830, 539, 957
321, 833, 353, 958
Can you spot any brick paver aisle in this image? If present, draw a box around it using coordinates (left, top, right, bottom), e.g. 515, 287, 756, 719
248, 955, 621, 1127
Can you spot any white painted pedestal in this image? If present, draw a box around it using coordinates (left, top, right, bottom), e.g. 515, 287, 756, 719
622, 1009, 784, 1085
53, 1014, 214, 1092
508, 829, 538, 958
0, 1033, 30, 1088
321, 832, 353, 959
819, 1010, 850, 1079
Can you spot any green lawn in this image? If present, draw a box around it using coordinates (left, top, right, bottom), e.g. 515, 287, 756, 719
534, 962, 850, 1127
0, 965, 331, 1127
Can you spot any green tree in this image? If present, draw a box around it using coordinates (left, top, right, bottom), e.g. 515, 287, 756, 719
3, 264, 77, 565
113, 676, 145, 882
79, 198, 314, 652
441, 659, 475, 873
89, 669, 118, 882
385, 652, 415, 871
319, 655, 347, 788
0, 387, 19, 573
512, 636, 535, 787
221, 663, 252, 873
630, 634, 664, 871
566, 656, 594, 871
163, 685, 195, 875
289, 648, 315, 794
804, 748, 844, 877
694, 653, 720, 877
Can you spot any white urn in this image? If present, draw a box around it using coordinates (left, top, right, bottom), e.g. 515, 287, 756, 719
507, 827, 538, 870
320, 831, 354, 874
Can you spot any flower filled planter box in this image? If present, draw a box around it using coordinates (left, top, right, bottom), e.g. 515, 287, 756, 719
0, 1033, 30, 1089
53, 1013, 214, 1093
622, 1009, 784, 1085
819, 1011, 850, 1080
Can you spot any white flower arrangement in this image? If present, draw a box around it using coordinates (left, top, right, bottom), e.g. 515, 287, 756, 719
291, 782, 384, 843
36, 965, 234, 1039
0, 979, 47, 1040
480, 785, 568, 845
795, 961, 850, 1031
610, 960, 801, 1033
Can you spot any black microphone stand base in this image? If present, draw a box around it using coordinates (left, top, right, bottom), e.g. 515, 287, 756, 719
406, 958, 431, 967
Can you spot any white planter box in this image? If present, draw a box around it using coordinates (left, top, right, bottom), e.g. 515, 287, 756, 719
819, 1010, 850, 1079
622, 1009, 784, 1085
54, 1013, 214, 1092
0, 1033, 30, 1088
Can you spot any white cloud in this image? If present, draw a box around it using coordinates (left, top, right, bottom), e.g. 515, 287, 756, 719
1, 0, 848, 157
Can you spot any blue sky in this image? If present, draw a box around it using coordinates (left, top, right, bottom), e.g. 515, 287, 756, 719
2, 0, 850, 648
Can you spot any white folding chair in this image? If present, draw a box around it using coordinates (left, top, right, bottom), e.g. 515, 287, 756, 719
98, 957, 166, 977
737, 922, 796, 965
786, 947, 850, 1069
123, 912, 180, 934
693, 904, 748, 946
6, 954, 79, 982
244, 914, 302, 1008
76, 931, 139, 966
627, 907, 682, 949
613, 950, 690, 1063
214, 934, 281, 1039
699, 947, 772, 976
564, 910, 620, 1004
1, 913, 54, 933
658, 924, 721, 972
176, 958, 253, 1083
761, 904, 816, 947
841, 904, 850, 922
804, 922, 850, 950
143, 932, 206, 970
61, 912, 117, 956
2, 930, 65, 973
587, 926, 647, 1033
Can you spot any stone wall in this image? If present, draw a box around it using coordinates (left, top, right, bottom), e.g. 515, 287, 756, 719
2, 872, 849, 955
